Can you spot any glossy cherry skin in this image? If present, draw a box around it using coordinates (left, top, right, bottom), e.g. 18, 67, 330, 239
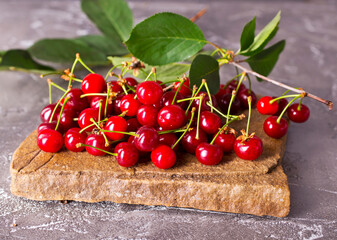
159, 133, 179, 151
64, 128, 87, 152
78, 108, 100, 132
287, 103, 310, 123
113, 94, 124, 115
273, 97, 289, 116
151, 145, 177, 169
104, 116, 128, 141
108, 80, 123, 94
193, 92, 218, 112
40, 103, 61, 123
125, 77, 138, 88
120, 94, 142, 117
37, 129, 63, 153
136, 81, 163, 105
181, 128, 208, 154
134, 126, 159, 152
37, 122, 58, 134
234, 135, 263, 161
90, 96, 114, 116
160, 91, 187, 109
200, 111, 222, 135
57, 109, 77, 131
263, 116, 288, 139
257, 96, 279, 115
126, 118, 141, 132
224, 79, 246, 94
214, 132, 236, 153
85, 134, 110, 156
238, 89, 257, 109
195, 143, 223, 165
218, 93, 241, 114
60, 88, 89, 113
157, 105, 187, 130
114, 142, 139, 167
173, 77, 191, 97
81, 73, 106, 95
137, 104, 159, 127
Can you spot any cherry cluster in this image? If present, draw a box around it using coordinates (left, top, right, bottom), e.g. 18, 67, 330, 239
37, 61, 267, 169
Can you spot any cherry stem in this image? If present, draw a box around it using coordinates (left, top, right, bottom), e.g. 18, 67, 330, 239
81, 93, 107, 98
78, 143, 116, 156
79, 118, 108, 134
246, 74, 252, 93
171, 78, 184, 105
172, 108, 196, 149
226, 91, 237, 124
277, 95, 301, 124
163, 83, 174, 92
49, 81, 67, 92
185, 86, 197, 115
298, 98, 303, 111
246, 96, 252, 137
158, 129, 186, 135
144, 71, 153, 82
100, 129, 139, 137
202, 79, 213, 113
73, 118, 78, 121
40, 71, 64, 78
223, 73, 243, 90
49, 89, 70, 123
71, 78, 83, 83
55, 96, 70, 131
196, 95, 203, 140
176, 96, 201, 103
105, 64, 122, 80
98, 101, 103, 123
230, 61, 333, 110
190, 8, 207, 22
104, 84, 110, 118
210, 116, 241, 145
270, 94, 301, 104
76, 54, 94, 74
68, 57, 79, 88
90, 118, 109, 147
48, 81, 52, 104
205, 102, 231, 119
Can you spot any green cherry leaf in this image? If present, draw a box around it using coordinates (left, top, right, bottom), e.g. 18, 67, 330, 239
0, 49, 54, 73
81, 0, 133, 42
189, 54, 220, 94
125, 12, 207, 66
239, 17, 256, 52
246, 40, 286, 81
238, 11, 281, 56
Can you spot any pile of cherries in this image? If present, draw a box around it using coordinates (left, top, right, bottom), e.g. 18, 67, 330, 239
36, 66, 309, 169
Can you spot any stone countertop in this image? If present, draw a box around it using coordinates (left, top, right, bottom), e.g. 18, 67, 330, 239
0, 0, 336, 239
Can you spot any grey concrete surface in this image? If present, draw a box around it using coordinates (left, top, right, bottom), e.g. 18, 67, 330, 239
0, 0, 336, 239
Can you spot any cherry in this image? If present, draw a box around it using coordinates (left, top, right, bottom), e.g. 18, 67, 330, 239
224, 79, 246, 94
160, 91, 187, 109
104, 116, 128, 141
173, 78, 191, 97
37, 122, 58, 134
193, 92, 218, 112
218, 93, 241, 114
125, 77, 138, 88
57, 109, 77, 131
134, 126, 159, 152
126, 118, 141, 132
195, 143, 223, 165
215, 84, 226, 103
287, 103, 310, 123
181, 128, 208, 154
114, 142, 139, 167
40, 103, 61, 123
64, 128, 87, 152
137, 104, 159, 127
263, 116, 288, 139
257, 96, 279, 115
108, 80, 123, 94
113, 94, 124, 115
81, 73, 106, 95
159, 133, 179, 151
90, 96, 113, 116
85, 134, 110, 156
200, 111, 222, 135
37, 129, 63, 153
214, 132, 236, 153
157, 105, 186, 130
120, 94, 142, 117
234, 135, 263, 161
78, 108, 100, 132
59, 88, 89, 114
238, 89, 257, 109
136, 81, 163, 105
273, 97, 288, 116
151, 145, 176, 169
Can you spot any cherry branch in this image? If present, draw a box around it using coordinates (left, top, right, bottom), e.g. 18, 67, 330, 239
230, 61, 333, 110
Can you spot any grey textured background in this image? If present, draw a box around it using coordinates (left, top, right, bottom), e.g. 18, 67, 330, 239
0, 0, 336, 239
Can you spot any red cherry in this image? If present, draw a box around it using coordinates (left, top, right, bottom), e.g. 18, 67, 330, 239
78, 108, 100, 132
40, 103, 61, 123
224, 79, 246, 94
218, 93, 241, 114
108, 80, 123, 94
113, 94, 124, 115
160, 91, 187, 109
134, 126, 159, 152
200, 111, 222, 135
214, 132, 236, 153
104, 116, 128, 141
157, 105, 186, 130
193, 92, 218, 112
273, 97, 288, 116
195, 143, 223, 165
57, 109, 77, 131
173, 78, 191, 97
263, 116, 288, 139
151, 145, 176, 169
81, 73, 106, 95
85, 134, 110, 156
136, 81, 163, 105
64, 128, 87, 152
159, 133, 179, 151
114, 142, 139, 167
181, 128, 208, 154
287, 103, 310, 123
215, 84, 226, 103
126, 118, 141, 132
59, 88, 89, 113
38, 122, 58, 134
37, 129, 63, 153
137, 105, 159, 127
238, 89, 257, 109
257, 96, 279, 115
90, 96, 114, 116
125, 77, 138, 88
234, 135, 263, 160
120, 94, 142, 117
